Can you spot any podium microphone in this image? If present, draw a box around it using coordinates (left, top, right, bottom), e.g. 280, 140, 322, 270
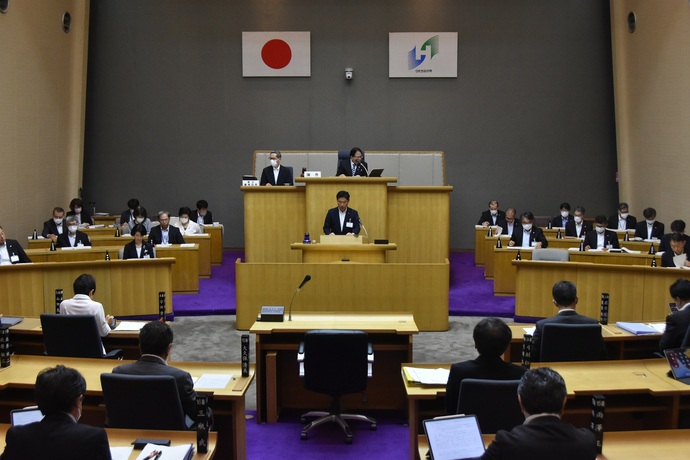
358, 217, 369, 241
359, 162, 369, 177
288, 275, 311, 321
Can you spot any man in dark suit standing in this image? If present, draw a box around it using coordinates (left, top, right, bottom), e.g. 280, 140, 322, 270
1, 365, 111, 460
445, 317, 526, 414
57, 216, 91, 248
565, 205, 592, 238
477, 200, 505, 226
508, 211, 548, 248
336, 147, 368, 177
634, 207, 665, 240
0, 226, 31, 264
531, 281, 605, 362
474, 368, 597, 460
149, 211, 185, 245
659, 278, 690, 351
260, 150, 294, 186
190, 200, 213, 225
608, 202, 637, 230
323, 190, 360, 235
584, 215, 620, 250
41, 207, 67, 241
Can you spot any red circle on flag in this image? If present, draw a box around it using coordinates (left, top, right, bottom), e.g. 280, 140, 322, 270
261, 39, 292, 70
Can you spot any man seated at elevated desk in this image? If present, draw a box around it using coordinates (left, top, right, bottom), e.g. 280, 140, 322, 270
565, 205, 591, 238
531, 281, 606, 362
336, 147, 368, 177
583, 215, 620, 250
508, 212, 547, 248
497, 207, 516, 237
41, 206, 67, 242
478, 200, 505, 227
445, 317, 526, 414
57, 216, 91, 248
659, 278, 690, 352
149, 211, 185, 245
260, 150, 294, 186
634, 207, 664, 240
662, 234, 690, 268
550, 202, 572, 229
0, 226, 31, 264
1, 365, 111, 460
323, 190, 360, 236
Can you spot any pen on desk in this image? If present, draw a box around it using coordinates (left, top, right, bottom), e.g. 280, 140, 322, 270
145, 450, 161, 459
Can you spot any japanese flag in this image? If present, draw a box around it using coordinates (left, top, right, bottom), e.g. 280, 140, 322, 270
242, 32, 311, 77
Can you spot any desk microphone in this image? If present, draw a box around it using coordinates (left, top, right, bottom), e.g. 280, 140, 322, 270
358, 217, 369, 241
288, 275, 311, 321
359, 162, 369, 177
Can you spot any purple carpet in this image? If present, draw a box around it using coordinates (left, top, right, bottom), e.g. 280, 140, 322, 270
172, 251, 516, 318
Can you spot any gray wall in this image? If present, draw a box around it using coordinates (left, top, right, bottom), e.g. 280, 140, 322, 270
83, 0, 618, 249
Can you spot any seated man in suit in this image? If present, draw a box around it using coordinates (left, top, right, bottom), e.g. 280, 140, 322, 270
508, 211, 548, 248
120, 198, 140, 229
336, 147, 368, 177
323, 190, 360, 236
661, 234, 690, 268
60, 274, 114, 337
531, 280, 605, 362
634, 207, 665, 240
0, 226, 31, 264
113, 321, 210, 427
608, 201, 637, 231
659, 220, 690, 255
497, 207, 516, 237
445, 317, 526, 414
57, 216, 91, 248
260, 150, 294, 186
550, 202, 571, 229
659, 278, 690, 351
190, 200, 213, 225
149, 211, 185, 245
1, 365, 111, 460
565, 205, 592, 238
41, 207, 67, 241
475, 368, 596, 460
584, 215, 620, 250
477, 200, 505, 227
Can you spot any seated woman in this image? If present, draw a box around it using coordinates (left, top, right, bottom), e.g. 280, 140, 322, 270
121, 206, 151, 235
175, 206, 203, 235
122, 224, 155, 259
66, 198, 93, 227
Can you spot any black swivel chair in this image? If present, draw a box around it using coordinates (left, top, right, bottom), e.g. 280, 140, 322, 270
100, 373, 189, 430
337, 149, 365, 172
40, 314, 123, 359
540, 323, 605, 362
298, 330, 376, 443
457, 379, 524, 433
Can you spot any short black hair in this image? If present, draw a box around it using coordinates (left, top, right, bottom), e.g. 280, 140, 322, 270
618, 202, 629, 211
473, 317, 512, 357
52, 207, 65, 215
178, 206, 192, 217
489, 200, 499, 206
552, 280, 577, 307
127, 198, 140, 209
671, 220, 686, 233
518, 368, 567, 415
133, 206, 148, 219
670, 233, 685, 244
574, 205, 585, 214
139, 321, 174, 356
130, 223, 147, 237
520, 211, 534, 222
336, 190, 350, 200
594, 215, 608, 226
643, 208, 656, 219
349, 147, 363, 158
669, 278, 690, 302
270, 150, 282, 158
73, 273, 96, 296
559, 202, 571, 211
35, 365, 86, 415
69, 198, 83, 211
196, 200, 208, 209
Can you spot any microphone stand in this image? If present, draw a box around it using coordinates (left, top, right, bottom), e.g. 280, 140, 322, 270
288, 275, 311, 321
359, 217, 369, 242
359, 161, 369, 177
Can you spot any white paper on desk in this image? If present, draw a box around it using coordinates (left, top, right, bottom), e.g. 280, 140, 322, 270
91, 224, 105, 228
674, 254, 687, 268
523, 326, 536, 335
136, 443, 193, 460
195, 373, 233, 389
587, 248, 603, 252
180, 243, 195, 247
621, 247, 641, 254
110, 446, 133, 460
404, 367, 449, 385
646, 323, 666, 334
114, 321, 146, 331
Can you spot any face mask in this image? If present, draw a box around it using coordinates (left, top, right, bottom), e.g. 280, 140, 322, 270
135, 217, 145, 224
596, 226, 605, 234
561, 211, 569, 218
180, 217, 189, 224
74, 207, 82, 214
574, 216, 582, 224
646, 220, 655, 225
620, 212, 629, 219
68, 225, 78, 233
198, 211, 206, 217
270, 159, 278, 167
490, 209, 498, 216
53, 218, 63, 225
522, 223, 532, 231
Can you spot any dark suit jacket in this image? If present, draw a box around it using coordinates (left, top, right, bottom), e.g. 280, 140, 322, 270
477, 415, 597, 460
41, 219, 67, 238
478, 210, 505, 226
608, 214, 637, 230
120, 210, 134, 228
445, 355, 527, 414
496, 218, 516, 237
583, 229, 620, 250
57, 231, 91, 248
659, 306, 690, 351
510, 227, 548, 248
659, 233, 690, 255
565, 220, 592, 238
190, 210, 213, 225
323, 207, 360, 235
260, 165, 294, 186
1, 412, 111, 460
3, 239, 31, 264
148, 225, 185, 245
122, 240, 155, 259
113, 355, 199, 421
661, 250, 687, 268
66, 210, 93, 226
531, 310, 605, 362
336, 159, 368, 177
550, 215, 571, 229
634, 221, 665, 240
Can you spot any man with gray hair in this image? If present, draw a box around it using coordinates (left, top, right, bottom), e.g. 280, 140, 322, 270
148, 211, 185, 245
260, 150, 294, 186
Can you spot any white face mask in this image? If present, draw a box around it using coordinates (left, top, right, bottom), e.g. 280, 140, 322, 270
180, 217, 189, 224
490, 209, 498, 216
522, 223, 533, 231
596, 226, 606, 234
619, 212, 629, 219
574, 216, 582, 224
135, 217, 145, 224
68, 225, 78, 233
74, 207, 82, 214
646, 220, 655, 225
561, 211, 569, 218
270, 159, 278, 168
198, 211, 206, 217
53, 218, 63, 225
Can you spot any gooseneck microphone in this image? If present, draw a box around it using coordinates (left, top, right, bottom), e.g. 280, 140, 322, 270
359, 161, 369, 177
288, 275, 312, 321
358, 217, 369, 241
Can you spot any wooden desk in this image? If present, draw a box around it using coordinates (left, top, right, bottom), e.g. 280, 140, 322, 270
0, 259, 173, 318
182, 234, 212, 277
200, 224, 224, 265
0, 355, 252, 460
290, 242, 397, 263
474, 226, 496, 266
250, 312, 418, 423
27, 246, 122, 263
92, 215, 119, 226
155, 245, 199, 293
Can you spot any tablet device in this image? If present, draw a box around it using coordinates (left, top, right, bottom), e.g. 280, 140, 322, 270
664, 348, 690, 384
10, 408, 43, 426
368, 168, 384, 177
669, 302, 679, 314
423, 414, 485, 460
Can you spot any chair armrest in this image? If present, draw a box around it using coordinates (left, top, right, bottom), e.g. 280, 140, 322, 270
298, 341, 305, 376
367, 342, 374, 377
105, 349, 124, 360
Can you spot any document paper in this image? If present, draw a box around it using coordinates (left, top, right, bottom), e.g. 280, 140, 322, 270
194, 374, 233, 389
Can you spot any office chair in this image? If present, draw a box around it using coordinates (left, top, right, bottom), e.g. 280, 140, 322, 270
531, 249, 569, 262
681, 324, 690, 348
100, 373, 189, 430
540, 323, 605, 362
457, 379, 524, 433
298, 330, 376, 443
337, 149, 365, 168
40, 314, 123, 359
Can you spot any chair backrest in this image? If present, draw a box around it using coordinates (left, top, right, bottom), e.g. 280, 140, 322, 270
100, 373, 187, 430
681, 324, 690, 348
40, 314, 104, 358
117, 248, 124, 259
337, 149, 365, 165
303, 329, 369, 397
532, 248, 569, 262
457, 379, 523, 433
540, 323, 603, 362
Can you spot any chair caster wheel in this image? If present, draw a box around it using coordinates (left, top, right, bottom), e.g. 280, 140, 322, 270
300, 432, 308, 440
300, 417, 307, 424
370, 423, 377, 431
345, 436, 353, 444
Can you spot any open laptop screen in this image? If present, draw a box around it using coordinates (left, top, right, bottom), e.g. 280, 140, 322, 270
423, 414, 485, 460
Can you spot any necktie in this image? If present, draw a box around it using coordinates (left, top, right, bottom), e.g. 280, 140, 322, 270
352, 165, 356, 176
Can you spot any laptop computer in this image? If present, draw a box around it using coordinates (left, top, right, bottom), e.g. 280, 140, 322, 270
0, 316, 23, 327
423, 414, 485, 460
368, 168, 384, 177
664, 348, 690, 384
10, 408, 43, 426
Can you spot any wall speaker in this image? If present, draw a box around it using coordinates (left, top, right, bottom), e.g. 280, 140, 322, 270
62, 11, 71, 33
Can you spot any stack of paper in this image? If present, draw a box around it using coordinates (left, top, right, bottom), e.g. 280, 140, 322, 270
402, 367, 449, 385
616, 322, 663, 335
136, 444, 194, 460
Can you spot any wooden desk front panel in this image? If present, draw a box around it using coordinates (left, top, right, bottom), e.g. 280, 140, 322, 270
483, 235, 510, 278
27, 246, 122, 263
474, 227, 490, 266
202, 224, 224, 265
290, 243, 396, 263
91, 215, 118, 226
183, 234, 211, 277
154, 246, 199, 293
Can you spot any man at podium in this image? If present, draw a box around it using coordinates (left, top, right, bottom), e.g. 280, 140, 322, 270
323, 190, 360, 236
